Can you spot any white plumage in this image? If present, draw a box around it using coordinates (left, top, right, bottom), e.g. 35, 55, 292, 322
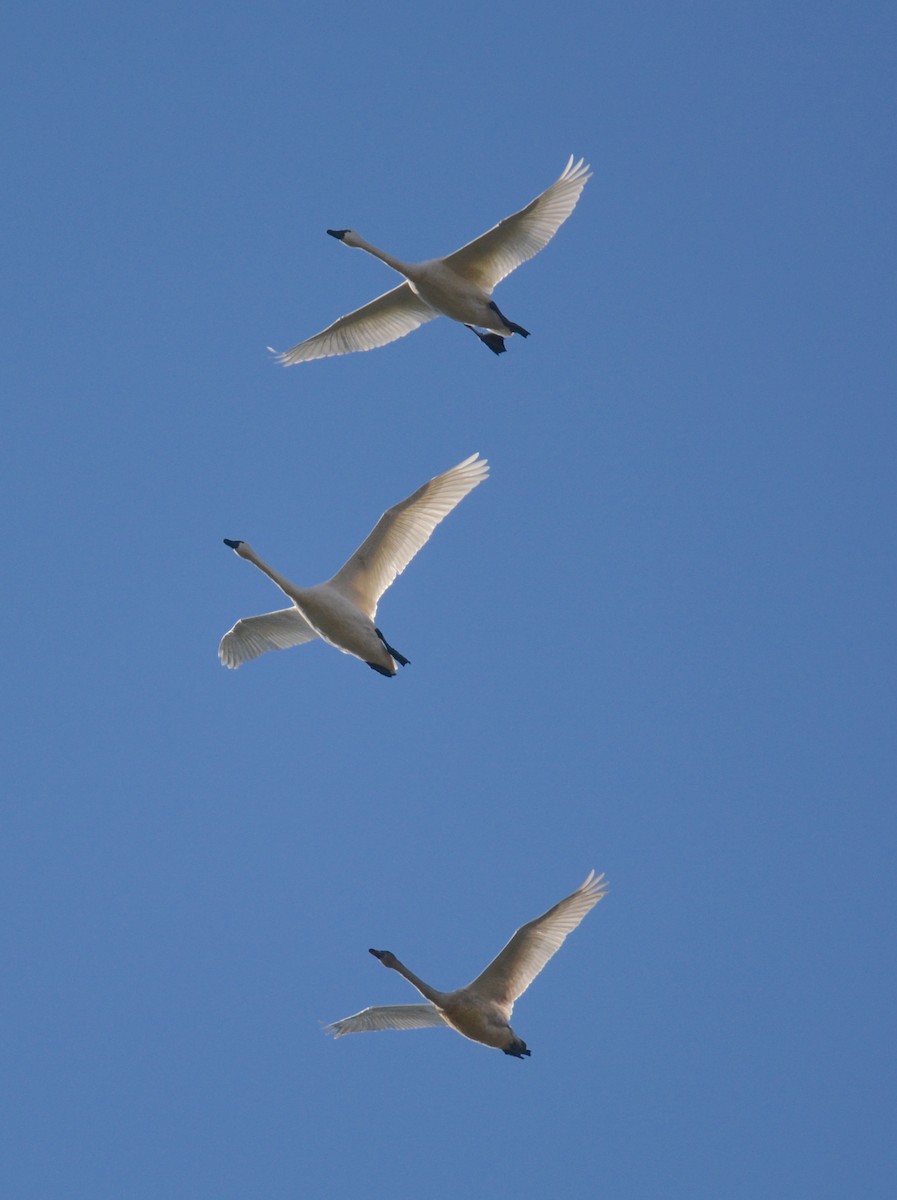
219, 453, 489, 676
274, 156, 592, 363
326, 871, 608, 1057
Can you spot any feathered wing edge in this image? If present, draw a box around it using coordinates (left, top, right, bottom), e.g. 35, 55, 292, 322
328, 452, 490, 618
218, 607, 319, 668
274, 282, 437, 365
467, 871, 609, 1007
324, 1003, 449, 1038
443, 155, 593, 292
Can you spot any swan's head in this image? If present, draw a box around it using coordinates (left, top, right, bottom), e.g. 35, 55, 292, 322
223, 538, 252, 560
327, 228, 362, 248
369, 948, 398, 969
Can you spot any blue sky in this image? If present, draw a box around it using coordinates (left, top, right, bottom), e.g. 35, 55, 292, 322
4, 2, 895, 1196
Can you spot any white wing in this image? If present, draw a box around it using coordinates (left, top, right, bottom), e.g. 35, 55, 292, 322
274, 282, 437, 365
325, 1003, 448, 1038
443, 156, 592, 292
468, 871, 608, 1006
218, 607, 319, 668
327, 453, 489, 618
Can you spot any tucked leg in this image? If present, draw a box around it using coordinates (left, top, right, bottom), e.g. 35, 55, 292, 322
488, 300, 530, 338
375, 628, 410, 667
502, 1037, 531, 1059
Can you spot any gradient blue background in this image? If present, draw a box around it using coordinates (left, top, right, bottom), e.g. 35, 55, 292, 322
4, 2, 895, 1196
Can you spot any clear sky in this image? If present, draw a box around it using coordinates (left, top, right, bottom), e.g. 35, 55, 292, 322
4, 2, 895, 1197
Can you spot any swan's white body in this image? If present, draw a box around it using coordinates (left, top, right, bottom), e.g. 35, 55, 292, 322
326, 871, 608, 1057
219, 453, 488, 676
275, 156, 591, 363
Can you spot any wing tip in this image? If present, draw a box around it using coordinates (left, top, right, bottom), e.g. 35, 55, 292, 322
581, 869, 609, 901
218, 633, 241, 669
454, 450, 490, 481
561, 155, 593, 185
267, 343, 303, 367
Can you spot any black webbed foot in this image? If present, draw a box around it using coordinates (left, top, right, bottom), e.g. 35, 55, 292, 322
465, 325, 506, 355
479, 332, 507, 355
375, 628, 410, 667
503, 1038, 531, 1059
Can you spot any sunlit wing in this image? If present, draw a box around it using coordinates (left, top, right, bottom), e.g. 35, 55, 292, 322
443, 156, 592, 292
274, 282, 437, 364
468, 871, 608, 1006
327, 453, 489, 618
324, 1003, 448, 1038
218, 607, 319, 668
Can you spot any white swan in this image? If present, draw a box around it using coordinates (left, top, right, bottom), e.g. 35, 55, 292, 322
274, 156, 591, 363
326, 871, 608, 1057
219, 453, 488, 676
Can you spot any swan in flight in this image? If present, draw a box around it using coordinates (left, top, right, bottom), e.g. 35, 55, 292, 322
274, 156, 591, 363
219, 453, 488, 676
326, 870, 607, 1057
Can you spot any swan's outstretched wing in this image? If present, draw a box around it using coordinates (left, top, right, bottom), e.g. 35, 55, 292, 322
274, 282, 437, 365
327, 453, 489, 618
443, 156, 592, 292
219, 607, 319, 668
468, 871, 608, 1006
325, 1003, 448, 1038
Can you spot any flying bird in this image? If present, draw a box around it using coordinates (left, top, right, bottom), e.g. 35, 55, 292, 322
274, 156, 591, 363
219, 453, 488, 676
326, 870, 608, 1057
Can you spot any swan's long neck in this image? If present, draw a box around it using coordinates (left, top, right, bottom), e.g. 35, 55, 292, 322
240, 546, 299, 602
389, 958, 447, 1007
353, 236, 413, 279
